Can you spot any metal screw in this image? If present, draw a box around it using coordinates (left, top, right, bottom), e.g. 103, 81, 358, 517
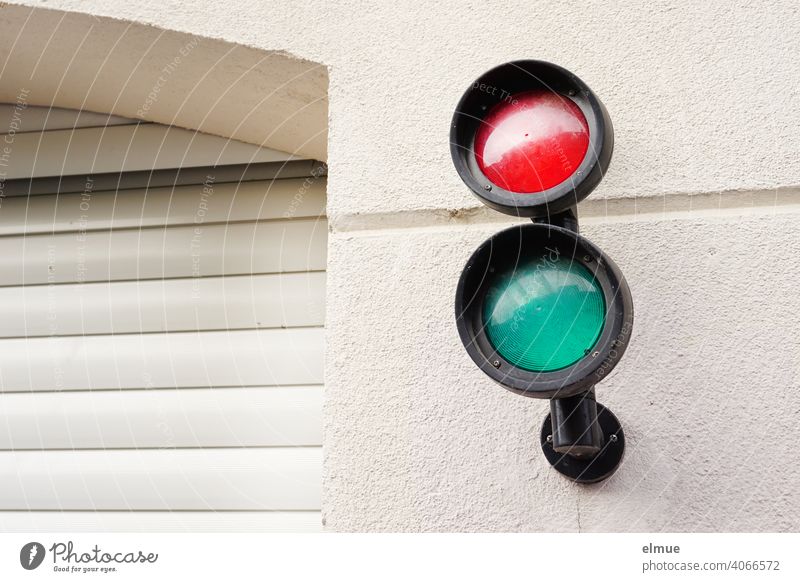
492, 360, 500, 368
484, 184, 492, 191
546, 434, 553, 443
592, 351, 600, 358
567, 89, 576, 96
609, 434, 618, 443
583, 255, 592, 262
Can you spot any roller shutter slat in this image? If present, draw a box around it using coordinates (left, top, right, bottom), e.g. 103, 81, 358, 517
0, 328, 324, 391
0, 272, 325, 337
0, 386, 322, 449
0, 179, 325, 235
0, 448, 321, 510
0, 218, 327, 285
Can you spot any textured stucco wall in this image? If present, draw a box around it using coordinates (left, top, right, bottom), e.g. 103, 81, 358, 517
7, 0, 800, 531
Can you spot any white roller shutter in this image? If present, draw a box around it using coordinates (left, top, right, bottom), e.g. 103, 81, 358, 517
0, 108, 326, 532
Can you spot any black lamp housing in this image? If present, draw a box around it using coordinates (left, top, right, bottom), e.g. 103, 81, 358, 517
451, 60, 631, 484
454, 222, 633, 400
450, 60, 613, 218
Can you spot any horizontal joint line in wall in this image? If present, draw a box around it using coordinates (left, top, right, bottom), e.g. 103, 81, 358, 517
329, 186, 800, 233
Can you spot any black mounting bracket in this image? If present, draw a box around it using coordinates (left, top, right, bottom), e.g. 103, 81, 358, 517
540, 389, 625, 483
531, 206, 626, 483
530, 205, 580, 233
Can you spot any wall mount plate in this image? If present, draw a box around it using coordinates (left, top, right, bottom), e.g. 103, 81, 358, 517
539, 402, 625, 484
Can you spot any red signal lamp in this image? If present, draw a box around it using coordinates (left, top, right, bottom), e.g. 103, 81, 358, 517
475, 90, 590, 194
450, 60, 613, 217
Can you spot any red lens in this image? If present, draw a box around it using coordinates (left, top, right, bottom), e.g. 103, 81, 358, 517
474, 90, 590, 194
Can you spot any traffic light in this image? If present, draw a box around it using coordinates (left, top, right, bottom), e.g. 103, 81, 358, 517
451, 60, 633, 483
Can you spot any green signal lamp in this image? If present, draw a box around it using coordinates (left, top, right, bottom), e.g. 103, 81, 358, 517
483, 253, 606, 373
451, 61, 634, 483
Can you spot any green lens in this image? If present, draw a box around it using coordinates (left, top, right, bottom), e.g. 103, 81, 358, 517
483, 253, 606, 372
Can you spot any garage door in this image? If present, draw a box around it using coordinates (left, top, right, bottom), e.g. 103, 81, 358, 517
0, 106, 326, 532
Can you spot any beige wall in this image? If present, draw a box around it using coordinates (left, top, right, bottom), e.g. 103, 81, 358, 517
3, 1, 800, 531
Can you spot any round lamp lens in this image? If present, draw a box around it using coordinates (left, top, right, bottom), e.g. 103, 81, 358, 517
482, 253, 605, 372
474, 90, 590, 194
